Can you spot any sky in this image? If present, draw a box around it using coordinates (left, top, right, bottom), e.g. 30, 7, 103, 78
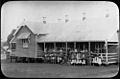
1, 1, 119, 41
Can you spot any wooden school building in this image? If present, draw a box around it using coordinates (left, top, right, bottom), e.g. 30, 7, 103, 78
10, 19, 119, 65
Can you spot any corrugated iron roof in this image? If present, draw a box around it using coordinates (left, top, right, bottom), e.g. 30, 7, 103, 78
16, 20, 118, 42
107, 30, 119, 42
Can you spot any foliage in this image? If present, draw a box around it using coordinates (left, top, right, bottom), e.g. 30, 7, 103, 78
7, 29, 16, 47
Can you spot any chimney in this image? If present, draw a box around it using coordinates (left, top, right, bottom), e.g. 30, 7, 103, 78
57, 18, 62, 22
22, 18, 26, 26
82, 12, 86, 21
65, 15, 69, 23
117, 29, 119, 41
58, 18, 62, 21
42, 17, 46, 24
17, 26, 19, 28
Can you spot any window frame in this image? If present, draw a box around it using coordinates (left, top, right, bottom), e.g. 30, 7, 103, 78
11, 43, 16, 49
22, 39, 29, 48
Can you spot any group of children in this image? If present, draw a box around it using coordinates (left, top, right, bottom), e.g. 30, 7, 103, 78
69, 49, 87, 65
91, 54, 103, 66
43, 48, 103, 66
43, 52, 65, 64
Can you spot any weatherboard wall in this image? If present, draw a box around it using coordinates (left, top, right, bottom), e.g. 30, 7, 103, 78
11, 26, 36, 58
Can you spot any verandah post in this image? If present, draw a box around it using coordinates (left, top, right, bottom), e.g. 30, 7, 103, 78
54, 42, 56, 64
95, 43, 96, 53
44, 42, 46, 52
66, 42, 68, 63
54, 42, 56, 50
98, 43, 99, 54
105, 40, 108, 64
83, 43, 85, 50
43, 42, 46, 63
88, 42, 91, 65
74, 42, 76, 49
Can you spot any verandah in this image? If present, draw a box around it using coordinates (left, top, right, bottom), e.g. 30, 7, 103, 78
37, 41, 106, 65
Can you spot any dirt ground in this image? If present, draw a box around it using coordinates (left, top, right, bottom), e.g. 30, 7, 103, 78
1, 60, 119, 78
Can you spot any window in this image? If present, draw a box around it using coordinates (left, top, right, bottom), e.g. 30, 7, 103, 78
22, 39, 29, 48
11, 43, 16, 49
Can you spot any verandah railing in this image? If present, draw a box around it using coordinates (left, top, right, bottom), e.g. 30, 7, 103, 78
91, 52, 119, 64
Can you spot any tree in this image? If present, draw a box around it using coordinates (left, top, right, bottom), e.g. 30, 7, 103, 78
7, 29, 16, 48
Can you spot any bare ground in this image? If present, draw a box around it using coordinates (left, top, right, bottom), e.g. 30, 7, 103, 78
1, 60, 119, 78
